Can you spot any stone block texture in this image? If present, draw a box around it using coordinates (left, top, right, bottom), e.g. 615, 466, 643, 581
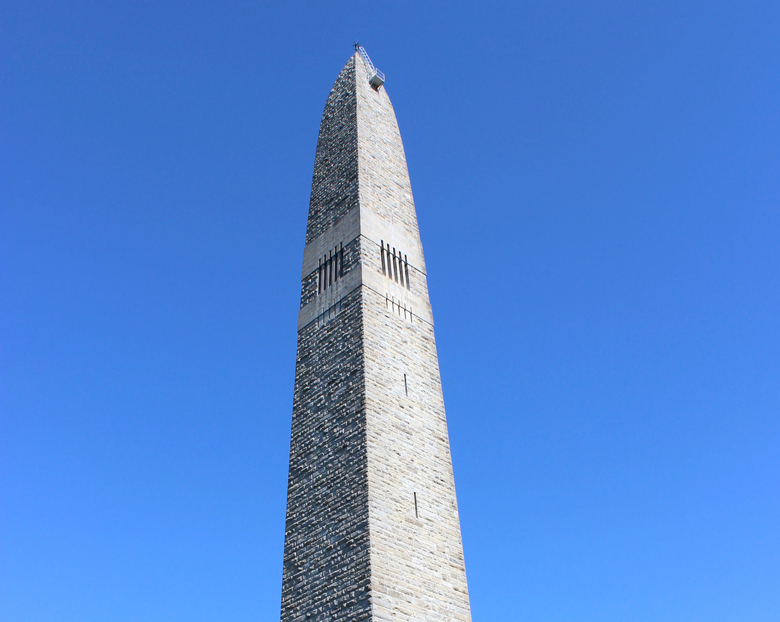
281, 52, 472, 622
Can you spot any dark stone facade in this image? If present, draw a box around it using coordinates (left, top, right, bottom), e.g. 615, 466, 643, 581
306, 58, 360, 244
281, 288, 371, 622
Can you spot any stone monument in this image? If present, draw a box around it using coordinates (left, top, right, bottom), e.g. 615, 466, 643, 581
280, 47, 472, 622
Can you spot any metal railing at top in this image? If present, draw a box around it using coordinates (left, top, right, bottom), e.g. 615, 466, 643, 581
357, 45, 385, 87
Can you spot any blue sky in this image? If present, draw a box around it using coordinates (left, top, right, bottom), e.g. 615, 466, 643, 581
1, 1, 778, 620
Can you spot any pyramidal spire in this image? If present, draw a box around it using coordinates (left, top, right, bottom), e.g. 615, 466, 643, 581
281, 49, 472, 622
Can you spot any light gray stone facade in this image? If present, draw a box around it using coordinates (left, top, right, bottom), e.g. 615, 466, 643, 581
281, 52, 472, 622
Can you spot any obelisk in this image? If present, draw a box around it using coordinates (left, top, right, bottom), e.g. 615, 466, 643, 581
280, 47, 472, 622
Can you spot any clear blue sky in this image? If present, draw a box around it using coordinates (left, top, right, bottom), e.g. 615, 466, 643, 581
2, 1, 778, 620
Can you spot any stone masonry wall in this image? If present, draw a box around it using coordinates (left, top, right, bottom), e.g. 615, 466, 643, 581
306, 58, 359, 244
354, 56, 426, 275
363, 285, 471, 622
281, 51, 471, 622
281, 287, 372, 622
352, 53, 472, 622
